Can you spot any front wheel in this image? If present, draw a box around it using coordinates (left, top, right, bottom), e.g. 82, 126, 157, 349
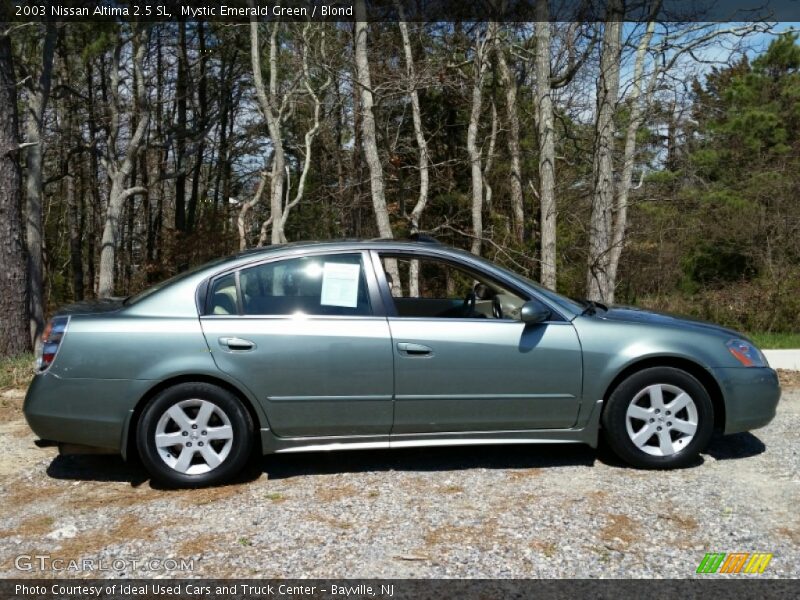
136, 383, 254, 487
601, 367, 714, 468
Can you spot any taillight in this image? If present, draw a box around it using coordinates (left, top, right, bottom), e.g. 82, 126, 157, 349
37, 316, 69, 371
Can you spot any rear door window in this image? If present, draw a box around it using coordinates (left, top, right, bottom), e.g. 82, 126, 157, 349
239, 253, 372, 316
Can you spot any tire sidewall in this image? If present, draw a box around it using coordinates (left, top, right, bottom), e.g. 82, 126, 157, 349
602, 367, 714, 468
136, 383, 253, 487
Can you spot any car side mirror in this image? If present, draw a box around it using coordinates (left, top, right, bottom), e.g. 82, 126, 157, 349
520, 299, 551, 324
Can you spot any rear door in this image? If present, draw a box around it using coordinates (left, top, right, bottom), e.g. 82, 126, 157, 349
374, 252, 583, 433
200, 251, 394, 438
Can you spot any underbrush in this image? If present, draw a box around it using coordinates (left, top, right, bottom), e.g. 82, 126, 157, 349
0, 354, 35, 390
636, 278, 800, 335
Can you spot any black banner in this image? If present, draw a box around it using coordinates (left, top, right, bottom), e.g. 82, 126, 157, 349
3, 0, 800, 23
3, 579, 800, 600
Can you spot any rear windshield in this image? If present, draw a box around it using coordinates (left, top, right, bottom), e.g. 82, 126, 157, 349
124, 256, 229, 306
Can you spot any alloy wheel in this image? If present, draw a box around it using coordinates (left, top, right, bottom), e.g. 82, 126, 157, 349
625, 384, 699, 457
154, 399, 234, 475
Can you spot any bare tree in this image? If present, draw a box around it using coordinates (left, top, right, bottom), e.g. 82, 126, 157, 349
250, 19, 288, 245
248, 22, 327, 248
494, 29, 524, 245
273, 25, 332, 241
0, 25, 31, 356
602, 18, 766, 300
238, 167, 269, 251
354, 20, 392, 240
466, 23, 493, 256
97, 26, 150, 298
355, 17, 400, 290
21, 23, 57, 344
397, 12, 430, 295
607, 19, 657, 294
586, 1, 623, 302
535, 14, 596, 290
588, 11, 765, 303
535, 8, 557, 288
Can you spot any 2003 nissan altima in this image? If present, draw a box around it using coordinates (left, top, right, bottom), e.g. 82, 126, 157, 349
24, 239, 780, 486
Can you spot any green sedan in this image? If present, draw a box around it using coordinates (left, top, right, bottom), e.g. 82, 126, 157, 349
24, 239, 781, 486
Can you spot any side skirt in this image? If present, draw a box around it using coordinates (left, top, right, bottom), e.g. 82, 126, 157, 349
261, 399, 604, 454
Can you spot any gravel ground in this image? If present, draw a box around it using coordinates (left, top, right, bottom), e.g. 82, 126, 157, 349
0, 379, 798, 579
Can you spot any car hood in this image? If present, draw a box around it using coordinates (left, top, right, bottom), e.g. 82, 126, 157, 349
55, 298, 126, 317
597, 305, 744, 340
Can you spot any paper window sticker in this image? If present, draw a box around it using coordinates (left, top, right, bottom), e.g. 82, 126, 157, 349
320, 262, 361, 308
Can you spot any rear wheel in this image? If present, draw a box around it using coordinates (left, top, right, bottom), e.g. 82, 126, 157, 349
136, 383, 253, 487
601, 367, 714, 468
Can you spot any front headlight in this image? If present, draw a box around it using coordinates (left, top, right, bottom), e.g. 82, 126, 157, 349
726, 339, 767, 367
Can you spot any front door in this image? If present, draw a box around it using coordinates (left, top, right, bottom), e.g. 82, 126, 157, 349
200, 251, 394, 438
375, 252, 583, 433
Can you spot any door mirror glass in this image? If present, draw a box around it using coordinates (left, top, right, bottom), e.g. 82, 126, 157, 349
520, 299, 551, 324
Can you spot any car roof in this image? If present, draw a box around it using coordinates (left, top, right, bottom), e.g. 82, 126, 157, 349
232, 238, 439, 257
122, 238, 580, 321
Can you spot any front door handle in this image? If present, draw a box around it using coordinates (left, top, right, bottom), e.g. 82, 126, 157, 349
219, 337, 256, 351
397, 342, 433, 356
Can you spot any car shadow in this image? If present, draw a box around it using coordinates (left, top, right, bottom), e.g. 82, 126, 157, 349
43, 432, 765, 487
259, 443, 598, 481
46, 454, 150, 486
704, 431, 766, 461
44, 443, 598, 487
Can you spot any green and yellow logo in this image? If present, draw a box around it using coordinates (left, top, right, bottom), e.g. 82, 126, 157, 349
696, 552, 773, 574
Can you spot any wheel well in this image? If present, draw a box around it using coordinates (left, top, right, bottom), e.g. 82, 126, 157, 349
125, 374, 262, 461
602, 357, 726, 430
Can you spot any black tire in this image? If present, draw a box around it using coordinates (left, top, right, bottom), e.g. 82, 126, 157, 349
601, 367, 714, 469
136, 382, 254, 487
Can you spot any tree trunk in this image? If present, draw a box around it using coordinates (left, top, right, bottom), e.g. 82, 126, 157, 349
187, 20, 207, 234
250, 20, 286, 245
607, 20, 656, 300
67, 169, 84, 301
97, 27, 150, 298
586, 3, 623, 302
354, 20, 392, 240
535, 8, 558, 289
494, 35, 524, 245
238, 168, 268, 250
354, 18, 400, 291
24, 23, 57, 345
466, 25, 491, 256
0, 30, 32, 357
397, 13, 430, 296
85, 60, 99, 296
174, 22, 188, 233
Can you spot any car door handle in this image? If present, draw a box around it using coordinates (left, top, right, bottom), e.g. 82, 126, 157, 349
397, 342, 433, 356
219, 337, 256, 351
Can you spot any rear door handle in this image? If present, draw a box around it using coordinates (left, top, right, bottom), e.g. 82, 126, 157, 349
397, 342, 433, 356
219, 337, 256, 351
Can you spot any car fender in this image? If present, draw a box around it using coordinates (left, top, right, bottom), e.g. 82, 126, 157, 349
572, 316, 728, 404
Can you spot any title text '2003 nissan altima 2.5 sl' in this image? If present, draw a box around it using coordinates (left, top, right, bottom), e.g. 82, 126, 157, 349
24, 239, 781, 487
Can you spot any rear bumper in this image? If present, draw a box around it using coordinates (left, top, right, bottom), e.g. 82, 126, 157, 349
711, 367, 781, 434
23, 372, 150, 452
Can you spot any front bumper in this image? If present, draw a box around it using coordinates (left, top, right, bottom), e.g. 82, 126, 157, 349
23, 372, 151, 452
711, 367, 781, 434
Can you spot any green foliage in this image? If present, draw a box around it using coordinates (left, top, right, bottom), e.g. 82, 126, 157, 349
748, 331, 800, 349
674, 33, 800, 304
681, 241, 756, 285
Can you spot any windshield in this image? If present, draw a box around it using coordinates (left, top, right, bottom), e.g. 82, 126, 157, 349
124, 256, 230, 306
